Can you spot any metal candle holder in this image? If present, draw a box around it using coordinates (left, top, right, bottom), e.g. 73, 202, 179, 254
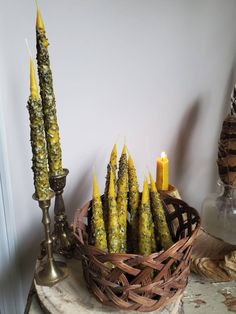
34, 192, 68, 286
49, 168, 75, 257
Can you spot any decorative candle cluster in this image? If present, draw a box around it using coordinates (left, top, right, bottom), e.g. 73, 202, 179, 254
27, 6, 64, 200
91, 145, 173, 256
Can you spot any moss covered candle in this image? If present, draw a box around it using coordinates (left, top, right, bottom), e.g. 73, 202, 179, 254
27, 57, 50, 200
36, 6, 63, 176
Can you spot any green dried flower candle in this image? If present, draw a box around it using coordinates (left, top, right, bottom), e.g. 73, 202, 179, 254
103, 144, 117, 230
27, 57, 50, 200
149, 172, 173, 250
139, 178, 152, 255
108, 168, 120, 253
128, 154, 140, 253
91, 174, 108, 251
36, 7, 63, 176
117, 144, 128, 253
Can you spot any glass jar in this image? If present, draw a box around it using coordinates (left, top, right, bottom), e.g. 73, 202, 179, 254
202, 179, 236, 245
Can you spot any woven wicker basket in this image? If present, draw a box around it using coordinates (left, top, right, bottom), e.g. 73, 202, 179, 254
73, 195, 200, 312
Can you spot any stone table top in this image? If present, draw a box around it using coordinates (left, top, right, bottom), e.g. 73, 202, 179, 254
27, 258, 236, 314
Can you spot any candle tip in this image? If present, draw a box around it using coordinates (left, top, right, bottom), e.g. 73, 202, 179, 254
115, 134, 121, 145
122, 144, 127, 155
36, 3, 45, 31
34, 0, 39, 9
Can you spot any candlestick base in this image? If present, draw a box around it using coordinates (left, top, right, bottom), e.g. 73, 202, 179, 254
50, 168, 75, 258
33, 192, 69, 286
35, 259, 68, 287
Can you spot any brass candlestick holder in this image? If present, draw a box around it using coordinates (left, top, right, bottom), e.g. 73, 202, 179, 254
34, 192, 68, 286
49, 168, 75, 257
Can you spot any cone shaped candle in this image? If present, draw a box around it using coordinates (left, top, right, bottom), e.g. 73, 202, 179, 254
27, 57, 50, 200
139, 178, 152, 255
103, 144, 117, 230
128, 153, 139, 253
117, 144, 128, 253
91, 174, 108, 251
108, 168, 120, 253
149, 172, 173, 250
36, 6, 63, 176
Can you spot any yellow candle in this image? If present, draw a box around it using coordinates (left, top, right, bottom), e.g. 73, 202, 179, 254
30, 58, 39, 100
156, 152, 169, 191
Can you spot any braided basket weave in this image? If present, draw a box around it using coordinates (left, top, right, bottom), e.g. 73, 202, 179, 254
73, 195, 200, 312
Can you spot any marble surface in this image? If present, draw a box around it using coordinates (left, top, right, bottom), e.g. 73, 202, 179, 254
28, 259, 236, 314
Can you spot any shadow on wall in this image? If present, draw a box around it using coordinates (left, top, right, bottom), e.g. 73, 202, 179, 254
209, 64, 236, 192
66, 163, 94, 222
170, 99, 201, 192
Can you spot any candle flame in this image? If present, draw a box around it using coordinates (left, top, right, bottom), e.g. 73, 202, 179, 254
161, 151, 167, 158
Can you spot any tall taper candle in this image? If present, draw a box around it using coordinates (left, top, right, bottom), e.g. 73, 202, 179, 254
36, 6, 63, 176
27, 57, 50, 200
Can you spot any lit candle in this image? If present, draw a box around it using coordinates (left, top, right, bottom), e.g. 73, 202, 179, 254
36, 5, 63, 177
156, 152, 169, 191
27, 57, 50, 200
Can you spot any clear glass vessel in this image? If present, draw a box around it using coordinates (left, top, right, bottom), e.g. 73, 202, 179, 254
202, 179, 236, 245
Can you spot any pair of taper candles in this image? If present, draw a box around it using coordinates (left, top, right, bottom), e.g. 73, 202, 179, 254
28, 6, 63, 200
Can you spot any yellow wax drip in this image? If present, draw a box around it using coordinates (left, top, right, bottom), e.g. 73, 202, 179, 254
30, 58, 39, 100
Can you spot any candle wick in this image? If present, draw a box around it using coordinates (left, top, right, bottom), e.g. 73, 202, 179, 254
92, 165, 96, 176
34, 0, 39, 9
115, 134, 121, 145
25, 38, 33, 58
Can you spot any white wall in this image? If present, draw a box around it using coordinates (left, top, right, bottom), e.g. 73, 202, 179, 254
1, 0, 236, 312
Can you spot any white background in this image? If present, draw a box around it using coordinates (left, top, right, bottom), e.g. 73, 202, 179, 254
1, 0, 236, 312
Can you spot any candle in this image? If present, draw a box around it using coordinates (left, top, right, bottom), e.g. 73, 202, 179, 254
27, 57, 50, 200
91, 173, 108, 251
108, 168, 120, 253
139, 178, 153, 256
149, 172, 173, 249
117, 144, 128, 253
103, 144, 118, 230
156, 152, 169, 191
36, 6, 63, 177
128, 153, 139, 253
